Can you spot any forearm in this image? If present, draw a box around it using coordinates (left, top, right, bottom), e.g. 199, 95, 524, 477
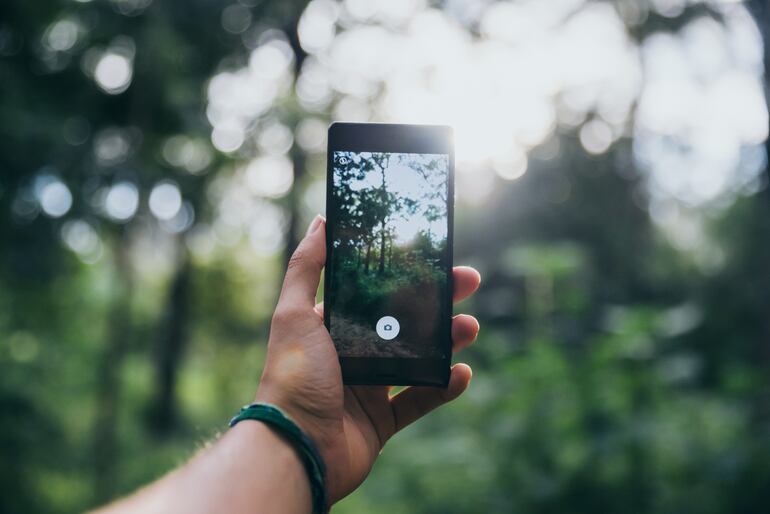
93, 421, 312, 514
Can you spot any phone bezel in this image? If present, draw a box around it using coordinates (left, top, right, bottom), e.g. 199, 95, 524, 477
324, 122, 455, 387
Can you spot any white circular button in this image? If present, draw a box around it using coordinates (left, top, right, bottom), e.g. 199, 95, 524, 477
376, 316, 400, 340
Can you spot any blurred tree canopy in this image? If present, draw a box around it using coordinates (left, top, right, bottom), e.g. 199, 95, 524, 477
1, 0, 770, 513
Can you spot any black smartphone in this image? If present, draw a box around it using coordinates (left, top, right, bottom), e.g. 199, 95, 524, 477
324, 122, 454, 386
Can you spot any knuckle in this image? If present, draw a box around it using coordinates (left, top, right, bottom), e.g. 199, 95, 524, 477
271, 306, 304, 326
287, 248, 308, 272
287, 245, 322, 274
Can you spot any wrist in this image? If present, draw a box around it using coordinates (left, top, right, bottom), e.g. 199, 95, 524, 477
230, 403, 329, 513
229, 421, 313, 512
253, 391, 321, 453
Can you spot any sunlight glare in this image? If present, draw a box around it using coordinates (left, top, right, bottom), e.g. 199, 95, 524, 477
298, 0, 339, 54
248, 201, 287, 255
205, 0, 767, 211
311, 2, 638, 201
634, 4, 768, 206
244, 155, 294, 199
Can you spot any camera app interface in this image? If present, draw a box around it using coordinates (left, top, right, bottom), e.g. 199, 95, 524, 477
329, 151, 450, 358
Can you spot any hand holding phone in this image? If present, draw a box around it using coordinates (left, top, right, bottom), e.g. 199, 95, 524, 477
255, 211, 480, 502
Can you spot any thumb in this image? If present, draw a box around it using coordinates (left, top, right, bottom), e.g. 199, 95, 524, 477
276, 215, 326, 312
389, 363, 472, 435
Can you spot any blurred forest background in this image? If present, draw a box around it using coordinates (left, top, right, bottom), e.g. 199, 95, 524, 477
1, 0, 770, 513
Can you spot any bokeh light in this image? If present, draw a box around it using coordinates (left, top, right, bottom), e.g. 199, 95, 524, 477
244, 155, 294, 199
94, 52, 133, 94
44, 18, 81, 52
634, 7, 767, 206
206, 37, 294, 153
36, 175, 73, 218
579, 118, 613, 155
61, 219, 103, 263
248, 200, 288, 255
162, 135, 213, 174
94, 127, 135, 165
221, 4, 252, 35
295, 118, 328, 153
104, 181, 139, 221
149, 181, 183, 221
161, 201, 195, 234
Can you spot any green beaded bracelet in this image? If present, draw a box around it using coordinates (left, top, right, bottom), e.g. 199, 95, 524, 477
229, 403, 328, 514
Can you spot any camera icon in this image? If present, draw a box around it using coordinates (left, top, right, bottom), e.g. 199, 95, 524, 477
376, 316, 400, 340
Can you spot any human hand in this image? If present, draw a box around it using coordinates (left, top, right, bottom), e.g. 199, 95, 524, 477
255, 215, 481, 504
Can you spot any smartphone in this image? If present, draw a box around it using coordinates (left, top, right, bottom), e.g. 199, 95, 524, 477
324, 122, 454, 386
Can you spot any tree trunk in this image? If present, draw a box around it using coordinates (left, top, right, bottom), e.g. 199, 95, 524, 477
364, 241, 371, 274
378, 223, 386, 275
748, 0, 770, 427
378, 157, 387, 275
147, 245, 191, 435
283, 150, 306, 268
282, 12, 309, 268
748, 0, 770, 199
93, 231, 133, 503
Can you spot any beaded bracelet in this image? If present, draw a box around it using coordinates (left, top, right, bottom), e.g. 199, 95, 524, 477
229, 403, 328, 514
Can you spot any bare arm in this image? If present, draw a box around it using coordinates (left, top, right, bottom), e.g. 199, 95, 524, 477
93, 422, 311, 514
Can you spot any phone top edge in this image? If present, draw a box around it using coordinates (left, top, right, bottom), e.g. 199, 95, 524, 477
329, 121, 452, 130
328, 122, 454, 155
328, 122, 453, 140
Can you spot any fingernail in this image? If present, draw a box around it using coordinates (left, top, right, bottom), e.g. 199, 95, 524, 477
306, 214, 324, 236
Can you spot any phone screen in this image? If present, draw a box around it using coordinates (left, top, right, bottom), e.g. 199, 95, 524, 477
328, 149, 451, 359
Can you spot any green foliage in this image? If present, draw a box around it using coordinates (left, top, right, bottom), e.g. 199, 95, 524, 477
1, 1, 770, 514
